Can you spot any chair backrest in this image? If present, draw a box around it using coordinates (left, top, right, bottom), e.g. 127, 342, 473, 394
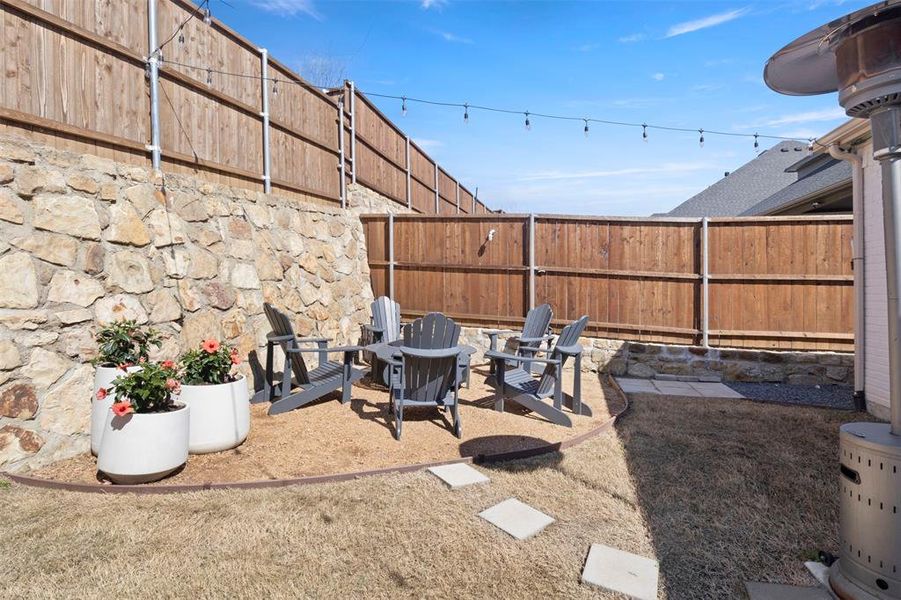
522, 303, 553, 340
263, 302, 310, 385
400, 346, 460, 404
371, 296, 402, 343
536, 315, 589, 397
403, 312, 460, 350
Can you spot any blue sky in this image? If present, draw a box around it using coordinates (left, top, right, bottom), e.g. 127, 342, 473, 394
213, 0, 866, 215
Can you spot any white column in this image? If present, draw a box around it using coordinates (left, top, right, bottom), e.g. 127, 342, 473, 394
147, 0, 161, 171
259, 48, 272, 193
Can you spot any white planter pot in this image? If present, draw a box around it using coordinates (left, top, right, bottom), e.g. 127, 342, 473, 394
91, 365, 141, 456
178, 376, 250, 454
97, 403, 189, 484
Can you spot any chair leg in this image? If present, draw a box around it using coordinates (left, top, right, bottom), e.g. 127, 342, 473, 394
494, 359, 505, 413
341, 354, 352, 405
280, 352, 292, 401
553, 363, 563, 411
573, 353, 582, 415
264, 342, 275, 402
395, 400, 403, 440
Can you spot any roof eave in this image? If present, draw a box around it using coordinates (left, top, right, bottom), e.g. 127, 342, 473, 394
816, 118, 872, 149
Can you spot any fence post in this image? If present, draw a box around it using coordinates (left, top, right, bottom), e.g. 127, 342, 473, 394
405, 135, 411, 210
349, 80, 357, 185
434, 163, 439, 214
338, 99, 346, 207
528, 213, 536, 311
455, 181, 460, 214
701, 217, 709, 347
473, 188, 478, 213
259, 48, 272, 193
146, 0, 161, 172
388, 213, 395, 300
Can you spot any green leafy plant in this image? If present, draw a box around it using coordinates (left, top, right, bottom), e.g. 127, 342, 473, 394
179, 339, 240, 386
103, 362, 180, 415
92, 320, 162, 368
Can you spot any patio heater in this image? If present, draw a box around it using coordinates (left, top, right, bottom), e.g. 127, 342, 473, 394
764, 2, 901, 599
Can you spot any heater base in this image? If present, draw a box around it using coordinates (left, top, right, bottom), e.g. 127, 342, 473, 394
831, 562, 884, 600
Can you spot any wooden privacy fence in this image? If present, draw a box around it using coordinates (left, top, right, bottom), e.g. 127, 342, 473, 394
0, 0, 490, 214
361, 214, 854, 352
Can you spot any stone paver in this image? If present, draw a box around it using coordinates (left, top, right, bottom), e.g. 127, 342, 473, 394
427, 463, 490, 489
689, 382, 744, 398
744, 582, 832, 600
479, 498, 554, 540
581, 543, 659, 600
615, 377, 745, 400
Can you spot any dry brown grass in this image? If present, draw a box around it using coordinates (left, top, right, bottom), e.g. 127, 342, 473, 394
0, 390, 869, 599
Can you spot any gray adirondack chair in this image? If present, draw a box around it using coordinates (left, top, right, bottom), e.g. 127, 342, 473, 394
388, 313, 463, 440
252, 303, 365, 416
360, 296, 402, 384
486, 315, 591, 427
484, 303, 554, 375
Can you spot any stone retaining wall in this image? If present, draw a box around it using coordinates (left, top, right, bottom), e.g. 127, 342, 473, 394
457, 327, 853, 385
0, 134, 406, 472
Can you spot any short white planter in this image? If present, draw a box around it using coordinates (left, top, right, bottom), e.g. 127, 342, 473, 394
91, 365, 140, 456
178, 375, 250, 454
97, 403, 190, 484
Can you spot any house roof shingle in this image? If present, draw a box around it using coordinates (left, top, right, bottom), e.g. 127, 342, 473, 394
740, 158, 852, 216
665, 141, 808, 217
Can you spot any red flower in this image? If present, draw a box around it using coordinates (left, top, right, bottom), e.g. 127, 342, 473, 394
111, 401, 133, 417
117, 362, 132, 371
230, 349, 241, 365
161, 360, 175, 370
165, 378, 181, 394
96, 387, 108, 401
201, 339, 220, 354
138, 357, 147, 364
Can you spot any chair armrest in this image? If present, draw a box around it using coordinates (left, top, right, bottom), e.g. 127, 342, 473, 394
555, 344, 583, 356
294, 336, 330, 344
483, 329, 516, 336
266, 333, 295, 343
484, 350, 560, 365
516, 334, 555, 344
287, 345, 361, 354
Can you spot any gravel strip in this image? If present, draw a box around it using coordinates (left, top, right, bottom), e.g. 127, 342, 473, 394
725, 382, 855, 410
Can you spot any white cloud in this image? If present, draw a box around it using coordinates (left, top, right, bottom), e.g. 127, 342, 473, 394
421, 0, 448, 9
576, 42, 600, 52
761, 107, 846, 126
618, 33, 646, 43
652, 72, 665, 81
247, 0, 320, 19
777, 129, 822, 140
519, 162, 714, 183
434, 30, 474, 44
414, 138, 444, 150
665, 8, 749, 37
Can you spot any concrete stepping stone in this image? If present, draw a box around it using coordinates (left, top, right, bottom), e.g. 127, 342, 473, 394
427, 463, 490, 489
745, 582, 832, 600
581, 544, 659, 600
478, 498, 554, 540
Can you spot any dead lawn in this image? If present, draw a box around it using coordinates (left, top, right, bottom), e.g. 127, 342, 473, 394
0, 391, 869, 599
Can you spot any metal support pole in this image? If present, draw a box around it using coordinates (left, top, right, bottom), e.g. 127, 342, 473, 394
146, 0, 161, 172
528, 213, 536, 310
455, 181, 460, 214
405, 135, 411, 210
434, 163, 440, 214
473, 188, 478, 213
349, 81, 357, 185
701, 217, 709, 347
338, 99, 346, 208
388, 213, 395, 300
259, 48, 272, 193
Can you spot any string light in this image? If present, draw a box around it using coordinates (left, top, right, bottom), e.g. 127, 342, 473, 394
583, 119, 589, 138
401, 96, 407, 116
272, 77, 279, 96
177, 29, 185, 45
698, 129, 705, 148
203, 7, 212, 25
206, 67, 212, 86
754, 133, 759, 150
808, 138, 815, 151
463, 103, 469, 124
642, 123, 648, 142
524, 111, 531, 131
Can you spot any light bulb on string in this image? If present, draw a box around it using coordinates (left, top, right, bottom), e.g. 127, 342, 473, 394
698, 129, 705, 148
524, 111, 531, 131
753, 133, 759, 151
583, 119, 589, 138
808, 138, 815, 151
178, 28, 185, 45
206, 67, 212, 86
463, 103, 469, 124
401, 96, 407, 117
642, 123, 648, 142
272, 78, 279, 96
203, 7, 212, 25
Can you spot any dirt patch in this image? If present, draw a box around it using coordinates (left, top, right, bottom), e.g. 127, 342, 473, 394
31, 365, 624, 485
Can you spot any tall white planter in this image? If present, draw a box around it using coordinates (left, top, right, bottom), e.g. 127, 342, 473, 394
91, 365, 140, 456
97, 404, 190, 484
178, 375, 250, 454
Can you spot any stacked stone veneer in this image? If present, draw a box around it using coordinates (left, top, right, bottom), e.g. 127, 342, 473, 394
457, 327, 853, 385
0, 134, 409, 472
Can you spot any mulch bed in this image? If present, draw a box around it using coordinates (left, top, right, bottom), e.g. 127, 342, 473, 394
29, 365, 624, 486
